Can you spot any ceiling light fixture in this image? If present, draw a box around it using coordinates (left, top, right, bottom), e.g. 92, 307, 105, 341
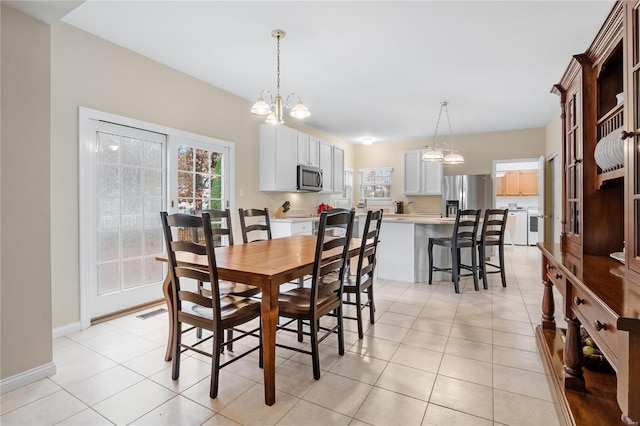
362, 137, 373, 146
251, 29, 310, 125
422, 101, 464, 165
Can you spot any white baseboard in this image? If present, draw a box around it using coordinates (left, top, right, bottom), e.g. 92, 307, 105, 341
0, 362, 57, 395
53, 321, 82, 338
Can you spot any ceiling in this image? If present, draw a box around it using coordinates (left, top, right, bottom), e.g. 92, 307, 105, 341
15, 1, 615, 144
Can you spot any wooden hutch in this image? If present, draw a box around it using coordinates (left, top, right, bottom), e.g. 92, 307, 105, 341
539, 1, 640, 425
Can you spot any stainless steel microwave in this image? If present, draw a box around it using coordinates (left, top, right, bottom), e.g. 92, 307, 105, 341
297, 165, 323, 192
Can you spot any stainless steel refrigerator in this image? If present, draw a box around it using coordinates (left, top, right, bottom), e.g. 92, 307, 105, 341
442, 174, 493, 217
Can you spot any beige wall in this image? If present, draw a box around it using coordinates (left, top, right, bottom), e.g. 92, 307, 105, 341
351, 128, 546, 214
545, 107, 563, 158
50, 22, 355, 328
1, 6, 53, 379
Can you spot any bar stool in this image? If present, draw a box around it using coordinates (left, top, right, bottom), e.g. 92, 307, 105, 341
477, 208, 509, 288
428, 209, 481, 293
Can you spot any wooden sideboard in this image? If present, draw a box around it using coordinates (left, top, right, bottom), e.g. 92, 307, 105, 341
546, 2, 640, 423
537, 242, 640, 425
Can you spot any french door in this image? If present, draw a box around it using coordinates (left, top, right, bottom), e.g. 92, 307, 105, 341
85, 120, 167, 319
80, 109, 233, 323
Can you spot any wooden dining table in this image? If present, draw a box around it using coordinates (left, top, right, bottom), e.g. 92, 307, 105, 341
157, 234, 361, 406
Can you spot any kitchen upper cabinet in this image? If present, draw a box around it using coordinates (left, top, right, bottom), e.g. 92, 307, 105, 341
495, 175, 505, 196
260, 124, 344, 193
333, 146, 344, 194
297, 133, 319, 167
519, 170, 538, 195
504, 171, 521, 196
403, 150, 443, 195
319, 141, 333, 193
501, 170, 537, 196
259, 124, 297, 192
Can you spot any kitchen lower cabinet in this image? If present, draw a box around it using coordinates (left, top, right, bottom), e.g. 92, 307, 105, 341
270, 219, 313, 239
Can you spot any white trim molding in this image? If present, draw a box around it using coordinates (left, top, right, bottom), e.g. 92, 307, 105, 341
53, 322, 82, 339
0, 363, 57, 395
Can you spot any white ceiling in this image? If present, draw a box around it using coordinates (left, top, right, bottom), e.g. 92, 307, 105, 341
52, 1, 613, 143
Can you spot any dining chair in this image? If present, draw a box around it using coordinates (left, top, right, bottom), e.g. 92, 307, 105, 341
477, 208, 509, 288
342, 209, 383, 339
276, 208, 355, 379
238, 207, 272, 244
200, 209, 261, 347
200, 209, 261, 298
160, 211, 262, 399
428, 209, 481, 293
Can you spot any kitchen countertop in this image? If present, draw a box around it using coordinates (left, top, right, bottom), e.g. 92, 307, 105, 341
271, 213, 452, 225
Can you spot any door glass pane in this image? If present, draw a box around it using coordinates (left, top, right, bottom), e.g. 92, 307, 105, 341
95, 130, 165, 297
177, 146, 224, 213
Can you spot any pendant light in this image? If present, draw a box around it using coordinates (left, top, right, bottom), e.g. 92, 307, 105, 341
251, 29, 310, 124
422, 101, 464, 164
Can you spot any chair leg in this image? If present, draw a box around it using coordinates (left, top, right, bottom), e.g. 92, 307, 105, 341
471, 245, 479, 291
297, 319, 304, 342
479, 245, 488, 289
428, 239, 434, 284
368, 287, 375, 325
337, 306, 345, 356
451, 247, 460, 293
258, 323, 263, 369
226, 329, 233, 351
171, 323, 181, 380
499, 244, 507, 287
210, 327, 222, 399
355, 291, 364, 339
310, 317, 321, 380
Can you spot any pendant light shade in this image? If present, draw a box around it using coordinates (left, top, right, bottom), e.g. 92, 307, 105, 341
443, 151, 464, 165
422, 149, 444, 162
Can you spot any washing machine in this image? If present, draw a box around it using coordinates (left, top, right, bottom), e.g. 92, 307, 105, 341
527, 208, 539, 245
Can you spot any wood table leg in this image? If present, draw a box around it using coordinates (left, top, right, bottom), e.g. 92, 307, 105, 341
162, 274, 174, 362
261, 279, 279, 406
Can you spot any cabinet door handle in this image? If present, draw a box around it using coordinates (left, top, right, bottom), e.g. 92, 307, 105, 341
574, 297, 584, 305
595, 320, 608, 331
620, 130, 636, 140
573, 158, 582, 165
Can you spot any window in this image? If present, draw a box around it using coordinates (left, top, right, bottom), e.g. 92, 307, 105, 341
359, 167, 392, 200
342, 168, 354, 201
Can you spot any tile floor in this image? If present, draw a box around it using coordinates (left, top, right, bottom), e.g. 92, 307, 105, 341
1, 245, 565, 425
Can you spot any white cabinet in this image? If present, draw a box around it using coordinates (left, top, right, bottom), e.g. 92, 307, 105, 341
259, 124, 298, 192
319, 141, 333, 193
270, 220, 313, 239
297, 133, 319, 167
403, 150, 443, 195
259, 124, 344, 193
333, 146, 344, 194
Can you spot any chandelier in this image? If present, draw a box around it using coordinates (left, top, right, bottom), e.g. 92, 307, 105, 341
251, 29, 310, 124
422, 101, 464, 165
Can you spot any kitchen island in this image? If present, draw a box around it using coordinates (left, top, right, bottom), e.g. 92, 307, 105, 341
376, 215, 457, 283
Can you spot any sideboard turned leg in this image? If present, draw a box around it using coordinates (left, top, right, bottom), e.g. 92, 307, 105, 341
563, 316, 586, 392
541, 279, 556, 330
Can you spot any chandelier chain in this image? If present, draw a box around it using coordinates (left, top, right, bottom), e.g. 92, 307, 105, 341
276, 35, 281, 94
